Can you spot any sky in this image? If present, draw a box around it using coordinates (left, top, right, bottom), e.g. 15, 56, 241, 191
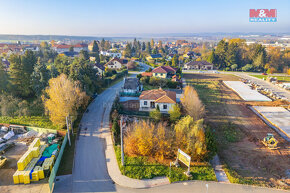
0, 0, 289, 36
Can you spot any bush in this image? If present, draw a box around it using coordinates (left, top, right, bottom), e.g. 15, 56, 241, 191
205, 126, 217, 160
169, 104, 181, 122
112, 119, 120, 144
149, 105, 162, 121
241, 64, 253, 72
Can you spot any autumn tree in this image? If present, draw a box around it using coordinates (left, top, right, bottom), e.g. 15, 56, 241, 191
181, 86, 205, 120
174, 116, 207, 161
169, 104, 181, 122
124, 120, 174, 160
42, 74, 89, 127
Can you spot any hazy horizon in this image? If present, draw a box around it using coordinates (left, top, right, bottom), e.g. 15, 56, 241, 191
0, 0, 289, 36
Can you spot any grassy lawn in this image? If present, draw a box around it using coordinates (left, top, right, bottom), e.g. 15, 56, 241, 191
114, 146, 216, 183
185, 79, 222, 107
0, 116, 61, 130
251, 75, 290, 82
223, 165, 267, 187
143, 84, 171, 91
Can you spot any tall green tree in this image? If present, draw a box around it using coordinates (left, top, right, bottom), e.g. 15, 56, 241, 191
92, 40, 99, 53
100, 38, 105, 51
172, 54, 178, 67
146, 42, 151, 54
31, 58, 50, 96
0, 60, 9, 92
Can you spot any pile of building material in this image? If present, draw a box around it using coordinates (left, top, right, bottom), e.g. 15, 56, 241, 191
13, 138, 47, 184
224, 81, 272, 101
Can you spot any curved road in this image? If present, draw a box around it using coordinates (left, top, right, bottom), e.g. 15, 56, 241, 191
62, 64, 287, 193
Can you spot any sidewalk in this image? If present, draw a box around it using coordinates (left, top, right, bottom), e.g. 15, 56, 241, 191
211, 155, 229, 183
102, 99, 170, 188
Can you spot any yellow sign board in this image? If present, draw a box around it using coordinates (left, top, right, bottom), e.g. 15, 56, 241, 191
177, 149, 191, 167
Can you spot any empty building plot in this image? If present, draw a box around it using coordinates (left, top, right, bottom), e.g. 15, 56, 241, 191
253, 106, 290, 139
223, 81, 271, 101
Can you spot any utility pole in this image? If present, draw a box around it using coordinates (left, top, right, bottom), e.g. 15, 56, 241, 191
70, 116, 74, 136
66, 115, 71, 146
120, 115, 124, 166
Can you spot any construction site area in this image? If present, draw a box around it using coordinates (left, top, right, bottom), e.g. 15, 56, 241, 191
0, 124, 66, 192
184, 73, 290, 189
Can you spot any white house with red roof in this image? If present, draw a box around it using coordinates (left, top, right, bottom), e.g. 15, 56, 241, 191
139, 88, 176, 113
105, 57, 128, 69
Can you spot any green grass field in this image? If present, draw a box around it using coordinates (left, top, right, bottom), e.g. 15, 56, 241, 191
0, 116, 61, 130
115, 146, 217, 183
251, 75, 290, 82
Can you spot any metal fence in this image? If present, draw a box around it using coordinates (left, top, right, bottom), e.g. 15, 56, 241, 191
48, 133, 68, 192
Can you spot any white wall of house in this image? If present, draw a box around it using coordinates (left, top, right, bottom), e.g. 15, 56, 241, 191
107, 61, 123, 69
100, 51, 121, 58
140, 99, 155, 108
157, 103, 174, 112
140, 99, 174, 113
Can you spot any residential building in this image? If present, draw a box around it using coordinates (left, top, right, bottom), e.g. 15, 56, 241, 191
93, 63, 105, 76
183, 60, 214, 70
139, 88, 176, 113
53, 43, 88, 53
152, 66, 176, 78
105, 57, 128, 69
122, 77, 142, 94
141, 72, 153, 77
100, 51, 122, 58
59, 51, 79, 58
146, 54, 163, 61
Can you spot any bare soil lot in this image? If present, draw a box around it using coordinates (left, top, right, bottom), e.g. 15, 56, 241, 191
0, 142, 27, 185
185, 73, 290, 189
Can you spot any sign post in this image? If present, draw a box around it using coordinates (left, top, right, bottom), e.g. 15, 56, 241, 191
174, 149, 192, 177
120, 116, 125, 166
66, 115, 71, 146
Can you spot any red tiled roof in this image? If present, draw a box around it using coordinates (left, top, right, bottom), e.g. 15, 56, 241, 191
105, 57, 127, 66
141, 72, 153, 77
139, 88, 176, 103
55, 45, 71, 49
152, 66, 176, 74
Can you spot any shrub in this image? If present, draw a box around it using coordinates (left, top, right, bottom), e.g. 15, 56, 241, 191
169, 104, 181, 122
149, 105, 162, 121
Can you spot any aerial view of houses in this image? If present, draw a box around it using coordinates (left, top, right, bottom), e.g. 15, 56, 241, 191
0, 1, 290, 193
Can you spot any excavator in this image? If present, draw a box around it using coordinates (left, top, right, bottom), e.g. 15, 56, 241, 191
262, 133, 278, 150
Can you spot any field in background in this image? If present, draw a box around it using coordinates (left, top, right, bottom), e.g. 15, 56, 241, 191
251, 75, 290, 82
184, 73, 290, 189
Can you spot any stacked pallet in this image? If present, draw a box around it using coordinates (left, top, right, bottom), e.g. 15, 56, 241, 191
13, 138, 47, 184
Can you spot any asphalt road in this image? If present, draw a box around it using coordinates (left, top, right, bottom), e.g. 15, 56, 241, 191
70, 66, 287, 193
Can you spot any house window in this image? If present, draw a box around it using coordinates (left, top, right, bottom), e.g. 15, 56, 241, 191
144, 101, 147, 105
163, 104, 167, 109
150, 101, 155, 108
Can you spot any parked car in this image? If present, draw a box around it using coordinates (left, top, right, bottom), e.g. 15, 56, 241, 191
262, 73, 268, 75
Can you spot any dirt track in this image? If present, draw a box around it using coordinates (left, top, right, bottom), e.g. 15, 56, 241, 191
185, 73, 290, 188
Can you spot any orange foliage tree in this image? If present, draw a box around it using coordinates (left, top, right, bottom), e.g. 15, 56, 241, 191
42, 74, 89, 127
